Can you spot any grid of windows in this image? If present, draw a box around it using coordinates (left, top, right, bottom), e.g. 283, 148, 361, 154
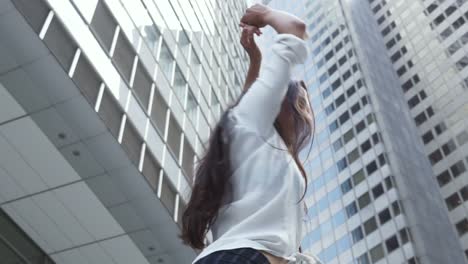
15, 0, 248, 231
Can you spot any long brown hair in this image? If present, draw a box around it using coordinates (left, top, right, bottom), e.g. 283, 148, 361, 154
180, 80, 315, 250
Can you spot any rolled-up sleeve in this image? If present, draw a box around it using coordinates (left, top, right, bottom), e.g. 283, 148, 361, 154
233, 34, 308, 135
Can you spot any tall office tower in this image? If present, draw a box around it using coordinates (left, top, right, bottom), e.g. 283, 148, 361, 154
0, 0, 248, 263
261, 0, 466, 263
366, 0, 468, 260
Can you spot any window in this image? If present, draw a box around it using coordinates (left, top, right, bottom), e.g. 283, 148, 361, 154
351, 227, 364, 243
372, 184, 385, 199
428, 149, 443, 165
347, 86, 356, 97
356, 120, 366, 133
336, 94, 346, 107
329, 120, 339, 133
367, 113, 375, 124
344, 129, 355, 143
366, 161, 378, 175
357, 253, 370, 264
456, 219, 468, 236
437, 170, 451, 187
142, 150, 161, 190
361, 140, 372, 153
151, 90, 168, 134
402, 79, 413, 92
422, 131, 434, 144
333, 138, 343, 151
159, 42, 175, 79
328, 65, 338, 76
414, 112, 427, 126
385, 176, 395, 190
440, 27, 453, 40
339, 56, 347, 66
132, 62, 153, 110
341, 179, 353, 194
399, 228, 410, 244
91, 1, 117, 53
160, 174, 177, 216
72, 55, 101, 105
370, 244, 385, 263
442, 139, 457, 156
166, 114, 182, 160
426, 3, 438, 14
182, 140, 196, 182
446, 193, 462, 211
346, 202, 358, 217
332, 79, 342, 91
99, 90, 124, 138
448, 41, 462, 55
378, 208, 392, 225
113, 32, 136, 82
121, 120, 143, 166
408, 95, 420, 108
378, 153, 387, 166
391, 201, 401, 216
348, 148, 360, 164
339, 111, 350, 125
456, 56, 468, 71
351, 103, 361, 114
453, 17, 466, 30
445, 5, 457, 17
456, 131, 468, 146
385, 235, 399, 253
358, 193, 371, 209
460, 186, 468, 201
44, 18, 78, 70
352, 169, 366, 186
451, 161, 466, 177
364, 217, 378, 235
325, 104, 335, 115
337, 158, 348, 172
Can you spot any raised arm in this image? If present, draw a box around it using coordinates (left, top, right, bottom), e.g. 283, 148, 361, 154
233, 5, 308, 135
240, 4, 307, 40
240, 25, 262, 92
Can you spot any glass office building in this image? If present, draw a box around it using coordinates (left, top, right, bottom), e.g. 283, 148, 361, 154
0, 0, 248, 263
367, 0, 468, 260
262, 0, 466, 263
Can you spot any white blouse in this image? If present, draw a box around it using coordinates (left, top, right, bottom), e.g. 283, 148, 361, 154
192, 34, 321, 264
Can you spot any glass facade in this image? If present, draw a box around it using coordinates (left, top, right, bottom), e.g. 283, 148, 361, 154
367, 0, 468, 261
263, 0, 466, 263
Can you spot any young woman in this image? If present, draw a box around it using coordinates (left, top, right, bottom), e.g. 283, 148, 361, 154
181, 4, 321, 264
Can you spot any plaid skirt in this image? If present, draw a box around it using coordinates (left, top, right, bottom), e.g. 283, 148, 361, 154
195, 247, 271, 264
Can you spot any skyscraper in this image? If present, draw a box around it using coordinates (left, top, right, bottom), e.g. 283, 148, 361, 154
0, 0, 248, 263
261, 0, 467, 263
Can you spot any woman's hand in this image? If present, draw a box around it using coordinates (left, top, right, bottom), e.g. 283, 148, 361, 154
241, 4, 307, 40
240, 25, 262, 92
240, 3, 272, 28
240, 25, 262, 63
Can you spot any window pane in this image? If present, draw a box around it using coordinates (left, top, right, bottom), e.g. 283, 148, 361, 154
370, 244, 384, 263
91, 1, 117, 52
372, 184, 385, 199
132, 62, 153, 111
44, 18, 78, 70
358, 192, 371, 209
378, 208, 391, 225
446, 193, 462, 211
385, 235, 399, 253
364, 217, 378, 235
142, 150, 161, 190
166, 114, 182, 160
113, 32, 135, 82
